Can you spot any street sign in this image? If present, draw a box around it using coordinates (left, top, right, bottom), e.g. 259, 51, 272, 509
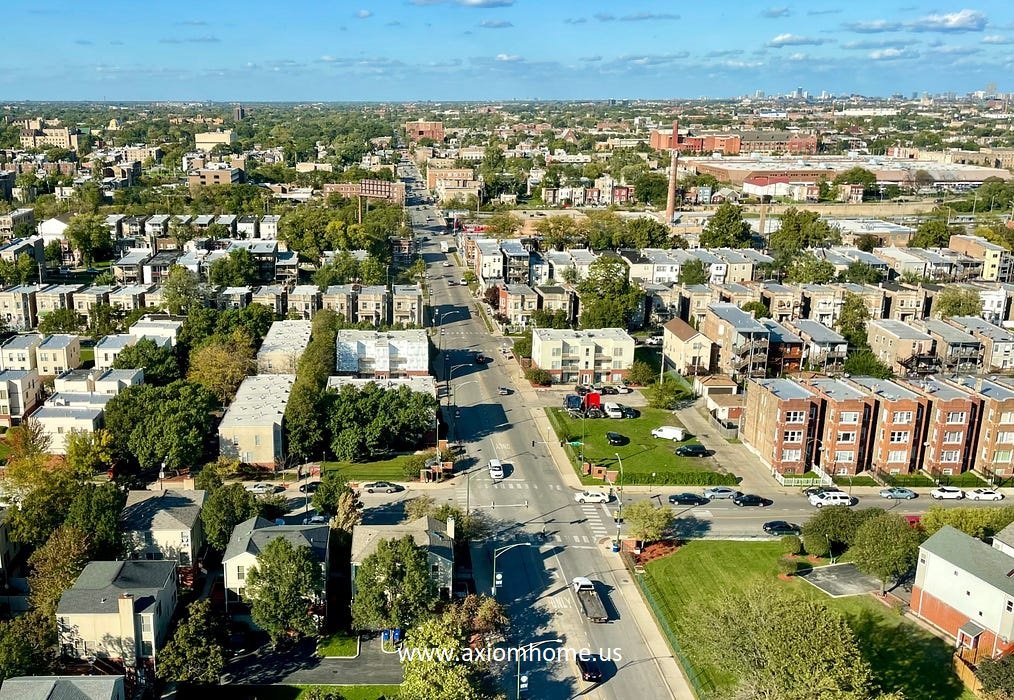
495, 573, 503, 588
568, 441, 583, 447
520, 675, 529, 690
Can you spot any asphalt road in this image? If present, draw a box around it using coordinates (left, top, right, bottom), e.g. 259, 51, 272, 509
402, 162, 678, 700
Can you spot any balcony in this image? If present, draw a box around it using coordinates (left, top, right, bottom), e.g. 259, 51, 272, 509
733, 338, 769, 354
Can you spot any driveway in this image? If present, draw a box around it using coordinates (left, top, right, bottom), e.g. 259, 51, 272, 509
797, 563, 882, 597
224, 636, 402, 685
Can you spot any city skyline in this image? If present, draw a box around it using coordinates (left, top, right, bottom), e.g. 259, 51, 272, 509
4, 1, 1014, 101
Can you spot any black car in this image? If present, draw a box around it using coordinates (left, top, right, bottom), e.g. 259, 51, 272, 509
576, 654, 603, 682
763, 520, 801, 535
599, 385, 619, 395
298, 482, 321, 494
620, 406, 640, 419
675, 444, 710, 457
474, 353, 486, 364
732, 493, 772, 507
606, 432, 627, 446
575, 384, 590, 396
668, 492, 709, 506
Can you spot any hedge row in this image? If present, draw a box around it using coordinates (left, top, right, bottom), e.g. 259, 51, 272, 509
619, 471, 740, 486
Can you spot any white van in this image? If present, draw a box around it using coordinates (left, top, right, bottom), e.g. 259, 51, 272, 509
651, 425, 687, 441
488, 459, 504, 481
808, 491, 853, 508
603, 402, 623, 419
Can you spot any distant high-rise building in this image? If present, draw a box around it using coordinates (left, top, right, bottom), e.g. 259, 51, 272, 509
793, 86, 803, 99
233, 105, 246, 121
754, 90, 765, 98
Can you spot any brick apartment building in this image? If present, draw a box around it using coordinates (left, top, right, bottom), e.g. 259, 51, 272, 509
742, 379, 819, 475
649, 128, 817, 155
907, 376, 982, 477
404, 119, 444, 143
846, 376, 928, 475
867, 319, 940, 375
948, 376, 1014, 480
799, 377, 875, 477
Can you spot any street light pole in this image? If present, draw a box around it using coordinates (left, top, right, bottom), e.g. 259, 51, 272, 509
516, 638, 563, 700
492, 542, 531, 597
614, 452, 625, 547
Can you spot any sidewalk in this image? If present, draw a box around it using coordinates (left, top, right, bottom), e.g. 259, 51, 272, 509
674, 404, 772, 493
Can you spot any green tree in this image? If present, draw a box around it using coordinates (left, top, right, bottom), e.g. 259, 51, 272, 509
209, 248, 257, 287
678, 258, 709, 285
400, 610, 485, 700
246, 537, 325, 644
843, 348, 893, 379
803, 506, 884, 554
485, 211, 522, 238
201, 483, 258, 551
27, 524, 90, 619
6, 467, 77, 546
194, 466, 225, 493
633, 172, 670, 207
785, 254, 836, 284
186, 331, 255, 403
43, 240, 63, 268
699, 203, 752, 248
351, 535, 438, 631
65, 213, 112, 266
0, 611, 53, 682
530, 308, 569, 329
648, 378, 689, 408
833, 166, 877, 191
909, 218, 958, 249
161, 265, 203, 315
842, 262, 883, 284
976, 654, 1014, 700
623, 500, 674, 542
311, 471, 357, 518
626, 360, 657, 386
157, 599, 227, 685
65, 428, 114, 481
87, 303, 118, 338
534, 215, 584, 250
524, 367, 552, 385
37, 307, 82, 334
934, 287, 981, 318
850, 513, 924, 593
768, 208, 841, 261
855, 233, 880, 252
113, 337, 181, 385
64, 482, 126, 559
919, 506, 1014, 540
837, 293, 871, 347
577, 256, 642, 329
741, 300, 769, 319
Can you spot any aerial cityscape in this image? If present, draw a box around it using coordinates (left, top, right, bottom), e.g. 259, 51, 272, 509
4, 2, 1014, 700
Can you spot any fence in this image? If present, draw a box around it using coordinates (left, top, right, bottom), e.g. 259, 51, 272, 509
771, 469, 831, 488
952, 653, 983, 695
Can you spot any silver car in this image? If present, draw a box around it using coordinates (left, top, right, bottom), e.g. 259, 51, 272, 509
703, 486, 741, 500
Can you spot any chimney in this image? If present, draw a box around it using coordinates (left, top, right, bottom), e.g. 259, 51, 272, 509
446, 516, 456, 541
665, 120, 679, 225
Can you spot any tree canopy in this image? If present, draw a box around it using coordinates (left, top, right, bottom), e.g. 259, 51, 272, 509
577, 256, 643, 329
201, 483, 258, 551
699, 203, 752, 248
246, 537, 325, 643
850, 513, 924, 592
678, 259, 709, 286
768, 208, 841, 261
934, 287, 981, 318
351, 535, 438, 631
112, 337, 181, 385
157, 599, 227, 685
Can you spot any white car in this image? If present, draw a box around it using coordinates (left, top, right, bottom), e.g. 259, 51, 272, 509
246, 483, 280, 495
615, 385, 632, 394
303, 514, 327, 524
575, 491, 611, 504
930, 486, 965, 500
808, 492, 854, 508
968, 488, 1005, 501
442, 261, 451, 267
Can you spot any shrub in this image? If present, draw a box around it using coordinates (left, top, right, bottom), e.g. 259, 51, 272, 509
620, 471, 739, 486
525, 367, 552, 385
777, 557, 798, 576
626, 361, 656, 386
803, 531, 830, 558
780, 535, 803, 556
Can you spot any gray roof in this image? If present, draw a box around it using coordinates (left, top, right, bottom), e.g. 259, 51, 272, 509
869, 319, 932, 341
951, 376, 1014, 401
122, 489, 206, 533
57, 560, 176, 615
951, 316, 1014, 342
994, 521, 1014, 551
804, 377, 867, 402
0, 334, 42, 351
921, 525, 1014, 596
223, 516, 329, 564
848, 376, 919, 401
707, 303, 768, 333
919, 318, 980, 345
0, 676, 124, 700
351, 515, 453, 565
789, 319, 846, 344
759, 319, 802, 344
752, 378, 814, 401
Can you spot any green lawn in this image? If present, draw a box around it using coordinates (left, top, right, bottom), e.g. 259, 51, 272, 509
80, 347, 94, 365
644, 541, 975, 700
317, 631, 359, 657
218, 685, 400, 700
544, 407, 738, 486
833, 475, 879, 487
322, 454, 416, 482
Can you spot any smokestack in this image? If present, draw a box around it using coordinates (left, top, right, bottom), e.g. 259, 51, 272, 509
758, 204, 768, 242
665, 120, 679, 225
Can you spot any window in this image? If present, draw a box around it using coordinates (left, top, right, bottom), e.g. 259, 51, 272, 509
837, 431, 856, 443
834, 450, 854, 462
839, 411, 859, 424
613, 347, 623, 357
995, 451, 1013, 464
999, 432, 1014, 444
782, 430, 802, 443
781, 449, 801, 461
888, 450, 907, 463
784, 410, 805, 423
254, 435, 261, 446
940, 450, 960, 463
1006, 600, 1013, 613
892, 411, 913, 424
889, 431, 909, 443
236, 565, 245, 581
552, 348, 560, 356
1001, 411, 1014, 424
140, 616, 152, 632
943, 431, 964, 444
947, 411, 968, 424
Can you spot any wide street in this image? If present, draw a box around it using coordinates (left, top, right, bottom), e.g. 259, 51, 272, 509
399, 160, 685, 700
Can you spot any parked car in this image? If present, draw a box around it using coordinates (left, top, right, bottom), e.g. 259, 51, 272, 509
930, 486, 965, 500
703, 486, 741, 500
442, 261, 451, 267
803, 486, 842, 498
651, 426, 687, 441
675, 444, 710, 457
603, 402, 624, 419
605, 432, 627, 446
668, 493, 709, 506
732, 493, 772, 507
967, 488, 1005, 501
879, 487, 917, 500
362, 481, 402, 494
808, 492, 854, 508
599, 385, 619, 395
616, 385, 633, 394
763, 521, 801, 535
245, 483, 281, 495
576, 653, 604, 682
575, 385, 591, 396
619, 405, 639, 419
474, 352, 486, 364
459, 278, 467, 285
497, 386, 511, 396
298, 482, 321, 494
586, 408, 603, 419
302, 515, 327, 524
575, 491, 611, 504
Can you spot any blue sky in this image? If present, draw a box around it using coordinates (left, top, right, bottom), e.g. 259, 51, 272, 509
5, 1, 1014, 100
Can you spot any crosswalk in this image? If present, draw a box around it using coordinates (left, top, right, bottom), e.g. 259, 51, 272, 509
580, 502, 611, 540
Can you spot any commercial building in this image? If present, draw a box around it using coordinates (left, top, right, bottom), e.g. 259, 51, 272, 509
257, 320, 313, 374
530, 328, 636, 385
404, 119, 445, 143
218, 374, 296, 466
188, 165, 245, 189
335, 329, 429, 378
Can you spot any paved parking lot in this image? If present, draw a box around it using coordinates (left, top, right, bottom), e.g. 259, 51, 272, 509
797, 563, 881, 597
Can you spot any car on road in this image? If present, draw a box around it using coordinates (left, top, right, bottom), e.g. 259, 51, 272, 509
763, 520, 801, 535
574, 384, 591, 396
497, 386, 511, 396
447, 280, 456, 285
576, 654, 604, 682
575, 490, 611, 504
616, 385, 632, 394
808, 491, 854, 508
302, 515, 327, 524
803, 486, 842, 498
703, 486, 741, 500
879, 487, 917, 500
732, 493, 772, 507
599, 385, 618, 395
442, 261, 451, 267
361, 481, 402, 494
668, 493, 709, 506
298, 482, 320, 494
245, 483, 281, 495
930, 486, 965, 500
605, 432, 627, 446
674, 443, 710, 457
968, 488, 1005, 501
488, 459, 505, 481
458, 278, 467, 285
474, 352, 486, 364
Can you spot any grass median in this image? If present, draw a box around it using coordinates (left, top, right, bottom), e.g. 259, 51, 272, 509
544, 407, 739, 486
322, 455, 416, 482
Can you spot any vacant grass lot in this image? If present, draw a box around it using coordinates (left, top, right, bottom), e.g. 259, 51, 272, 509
545, 407, 738, 485
317, 631, 359, 657
219, 685, 400, 700
644, 541, 975, 700
322, 455, 415, 482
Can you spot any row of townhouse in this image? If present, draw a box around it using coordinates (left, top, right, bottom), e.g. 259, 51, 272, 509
100, 213, 281, 241
866, 316, 1014, 375
114, 240, 297, 286
36, 368, 143, 453
320, 284, 425, 327
742, 373, 1014, 480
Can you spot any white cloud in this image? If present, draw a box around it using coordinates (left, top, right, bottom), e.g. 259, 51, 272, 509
787, 52, 808, 61
869, 47, 918, 60
458, 0, 514, 7
761, 7, 790, 18
768, 33, 827, 47
355, 9, 372, 19
908, 9, 987, 33
843, 19, 902, 33
983, 34, 1013, 44
495, 53, 522, 62
479, 19, 512, 28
